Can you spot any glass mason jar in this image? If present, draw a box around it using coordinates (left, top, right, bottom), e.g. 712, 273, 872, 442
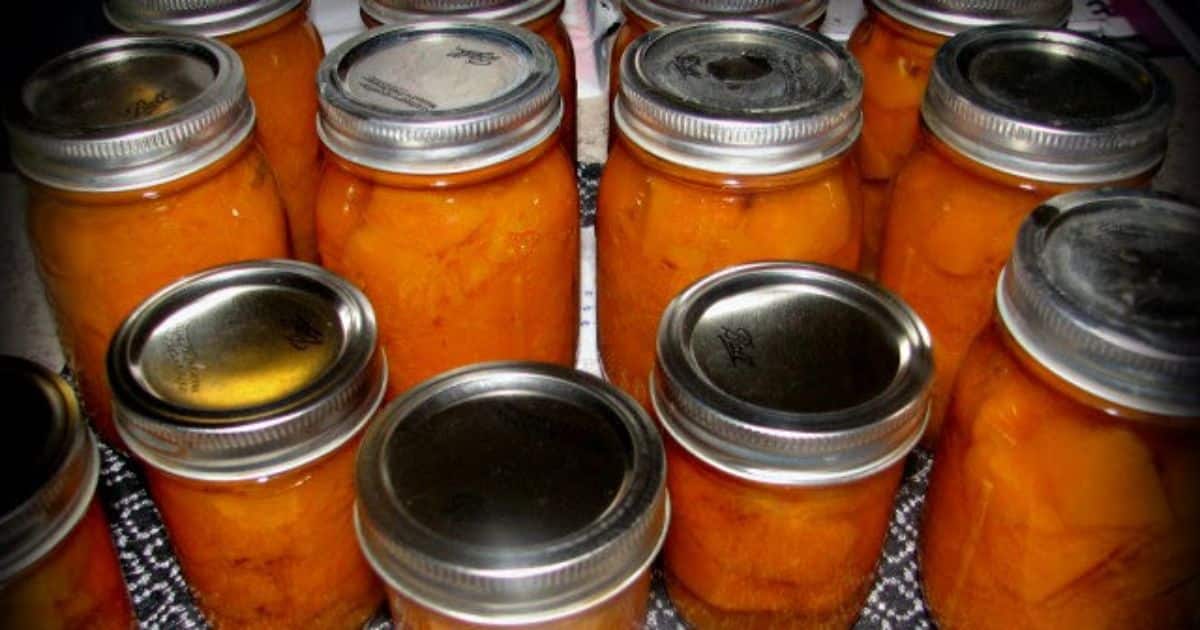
846, 0, 1070, 276
609, 0, 827, 101
5, 36, 290, 449
877, 27, 1173, 445
922, 190, 1200, 629
106, 0, 327, 262
599, 20, 864, 408
0, 357, 133, 630
357, 362, 668, 629
652, 263, 932, 628
109, 261, 386, 628
316, 22, 579, 397
360, 0, 577, 163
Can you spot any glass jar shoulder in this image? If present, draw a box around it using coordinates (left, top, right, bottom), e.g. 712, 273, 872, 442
924, 325, 1200, 629
599, 136, 862, 263
849, 9, 944, 109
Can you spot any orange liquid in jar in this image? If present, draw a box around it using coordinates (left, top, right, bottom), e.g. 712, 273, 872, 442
147, 436, 381, 629
663, 439, 902, 629
316, 135, 579, 396
876, 132, 1144, 444
847, 8, 945, 276
0, 501, 133, 630
922, 325, 1200, 629
221, 1, 325, 261
27, 141, 289, 447
386, 572, 651, 629
598, 134, 862, 408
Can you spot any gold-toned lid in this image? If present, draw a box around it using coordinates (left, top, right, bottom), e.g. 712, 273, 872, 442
109, 260, 386, 480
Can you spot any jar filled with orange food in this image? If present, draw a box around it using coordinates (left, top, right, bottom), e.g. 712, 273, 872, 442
5, 36, 290, 449
652, 262, 932, 628
599, 20, 864, 408
609, 0, 827, 105
922, 190, 1200, 629
106, 0, 326, 262
0, 357, 133, 630
846, 0, 1070, 276
360, 0, 577, 162
357, 362, 667, 629
316, 22, 579, 397
109, 261, 386, 628
876, 27, 1173, 445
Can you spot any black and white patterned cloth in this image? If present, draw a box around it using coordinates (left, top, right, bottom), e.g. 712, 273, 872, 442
91, 165, 937, 629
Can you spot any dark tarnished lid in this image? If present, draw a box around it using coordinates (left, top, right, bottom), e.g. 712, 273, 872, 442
614, 20, 862, 175
868, 0, 1070, 37
5, 35, 253, 192
0, 357, 99, 582
105, 0, 303, 37
360, 0, 560, 25
318, 21, 562, 174
999, 190, 1200, 419
109, 261, 385, 480
923, 27, 1173, 183
653, 263, 933, 485
623, 0, 827, 28
356, 362, 667, 624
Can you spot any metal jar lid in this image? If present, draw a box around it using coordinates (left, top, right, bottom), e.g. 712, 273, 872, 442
318, 21, 562, 175
0, 357, 100, 583
622, 0, 827, 28
922, 27, 1173, 184
652, 262, 933, 485
5, 35, 254, 193
104, 0, 303, 37
867, 0, 1070, 37
108, 260, 386, 481
357, 362, 668, 625
360, 0, 560, 25
998, 190, 1200, 420
614, 20, 862, 175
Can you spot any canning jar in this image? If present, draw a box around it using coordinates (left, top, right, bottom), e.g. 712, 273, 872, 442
0, 357, 132, 630
360, 0, 577, 162
922, 190, 1200, 629
652, 263, 932, 628
316, 22, 579, 397
877, 27, 1173, 445
846, 0, 1070, 275
357, 362, 667, 629
609, 0, 827, 101
109, 261, 386, 628
106, 0, 326, 261
599, 21, 864, 408
6, 36, 290, 448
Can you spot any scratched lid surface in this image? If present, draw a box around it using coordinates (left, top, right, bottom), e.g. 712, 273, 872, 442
109, 260, 386, 480
318, 21, 561, 174
614, 20, 862, 175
